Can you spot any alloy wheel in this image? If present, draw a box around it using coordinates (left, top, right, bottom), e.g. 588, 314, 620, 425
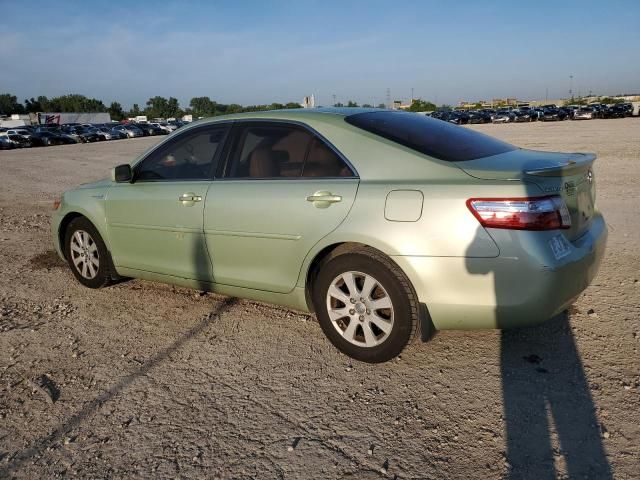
326, 271, 394, 347
69, 230, 100, 279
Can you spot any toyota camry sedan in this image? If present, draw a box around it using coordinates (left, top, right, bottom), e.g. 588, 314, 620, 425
51, 108, 607, 363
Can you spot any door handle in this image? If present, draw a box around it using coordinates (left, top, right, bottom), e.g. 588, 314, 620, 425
179, 193, 202, 203
306, 191, 342, 208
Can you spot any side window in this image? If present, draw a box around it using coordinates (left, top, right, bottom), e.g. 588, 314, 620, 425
227, 125, 312, 178
136, 126, 227, 181
303, 138, 355, 177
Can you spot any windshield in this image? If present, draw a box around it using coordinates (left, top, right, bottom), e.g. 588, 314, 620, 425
345, 111, 517, 162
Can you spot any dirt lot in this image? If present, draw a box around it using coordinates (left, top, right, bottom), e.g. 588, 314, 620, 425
0, 119, 638, 479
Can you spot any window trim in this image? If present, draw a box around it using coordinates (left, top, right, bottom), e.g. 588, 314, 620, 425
132, 123, 232, 183
218, 119, 359, 181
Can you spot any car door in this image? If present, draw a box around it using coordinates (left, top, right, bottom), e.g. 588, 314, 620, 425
204, 121, 359, 293
105, 124, 230, 281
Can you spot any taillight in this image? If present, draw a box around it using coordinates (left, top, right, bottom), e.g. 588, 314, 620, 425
53, 197, 61, 210
467, 196, 571, 230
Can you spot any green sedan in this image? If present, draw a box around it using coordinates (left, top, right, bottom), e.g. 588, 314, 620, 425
51, 108, 607, 363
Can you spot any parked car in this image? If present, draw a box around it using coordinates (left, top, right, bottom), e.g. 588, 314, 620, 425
0, 136, 15, 149
4, 128, 32, 138
467, 110, 491, 124
604, 104, 627, 118
512, 110, 533, 122
108, 128, 128, 140
541, 108, 565, 121
30, 131, 70, 146
63, 126, 101, 143
157, 122, 178, 133
6, 134, 32, 148
133, 123, 167, 136
620, 103, 633, 116
531, 108, 545, 121
447, 111, 470, 125
573, 107, 596, 120
559, 107, 573, 120
113, 124, 144, 138
51, 109, 607, 363
492, 110, 513, 123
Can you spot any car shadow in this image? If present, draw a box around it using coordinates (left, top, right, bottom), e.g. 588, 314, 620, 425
0, 296, 238, 477
500, 312, 611, 479
464, 169, 611, 478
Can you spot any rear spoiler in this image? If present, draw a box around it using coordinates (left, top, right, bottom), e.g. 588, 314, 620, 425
525, 153, 596, 177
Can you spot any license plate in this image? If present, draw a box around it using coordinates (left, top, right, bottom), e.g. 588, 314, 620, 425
549, 234, 572, 260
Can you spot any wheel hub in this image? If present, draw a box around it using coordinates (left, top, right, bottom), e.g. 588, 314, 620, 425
326, 271, 395, 348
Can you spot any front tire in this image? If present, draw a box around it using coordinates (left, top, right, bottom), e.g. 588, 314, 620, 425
313, 246, 420, 363
64, 217, 114, 288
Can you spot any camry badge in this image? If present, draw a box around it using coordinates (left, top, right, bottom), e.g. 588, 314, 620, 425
564, 181, 577, 196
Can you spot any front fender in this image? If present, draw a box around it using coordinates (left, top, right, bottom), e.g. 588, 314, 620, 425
51, 187, 112, 260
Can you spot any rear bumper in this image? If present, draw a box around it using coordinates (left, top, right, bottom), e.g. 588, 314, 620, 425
392, 213, 607, 330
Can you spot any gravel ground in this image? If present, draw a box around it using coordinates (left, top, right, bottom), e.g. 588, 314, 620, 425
0, 119, 638, 479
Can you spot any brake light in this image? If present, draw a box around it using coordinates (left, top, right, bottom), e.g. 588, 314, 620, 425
467, 196, 571, 230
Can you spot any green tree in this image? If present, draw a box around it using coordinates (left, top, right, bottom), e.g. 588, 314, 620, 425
362, 104, 373, 108
44, 94, 106, 112
377, 103, 386, 109
167, 97, 181, 118
0, 93, 25, 115
143, 96, 181, 119
226, 103, 244, 114
108, 102, 124, 121
145, 96, 168, 119
346, 100, 359, 107
129, 103, 141, 117
408, 98, 437, 112
36, 96, 51, 111
599, 97, 623, 104
24, 97, 43, 113
189, 96, 217, 117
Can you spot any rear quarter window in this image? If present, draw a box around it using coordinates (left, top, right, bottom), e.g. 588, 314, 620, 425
345, 111, 516, 161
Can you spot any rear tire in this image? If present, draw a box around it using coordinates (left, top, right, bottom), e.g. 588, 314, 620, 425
313, 245, 420, 363
64, 217, 114, 289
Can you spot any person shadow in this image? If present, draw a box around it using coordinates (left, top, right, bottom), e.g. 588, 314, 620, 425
465, 203, 612, 478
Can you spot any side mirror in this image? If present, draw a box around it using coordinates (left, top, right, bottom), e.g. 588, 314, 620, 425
112, 164, 133, 183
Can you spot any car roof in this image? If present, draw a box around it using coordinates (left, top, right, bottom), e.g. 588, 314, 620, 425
191, 107, 381, 125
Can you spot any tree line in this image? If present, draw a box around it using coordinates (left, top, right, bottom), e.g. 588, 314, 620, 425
0, 93, 306, 121
0, 92, 448, 121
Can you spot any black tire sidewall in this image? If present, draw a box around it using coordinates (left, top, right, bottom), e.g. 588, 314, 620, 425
313, 252, 415, 363
64, 217, 111, 288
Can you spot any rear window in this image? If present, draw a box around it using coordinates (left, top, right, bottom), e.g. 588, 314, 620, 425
345, 111, 516, 162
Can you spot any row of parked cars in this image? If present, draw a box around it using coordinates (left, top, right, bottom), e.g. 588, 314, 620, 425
0, 120, 190, 149
431, 102, 636, 125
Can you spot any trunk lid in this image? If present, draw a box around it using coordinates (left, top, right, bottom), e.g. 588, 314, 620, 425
457, 149, 596, 240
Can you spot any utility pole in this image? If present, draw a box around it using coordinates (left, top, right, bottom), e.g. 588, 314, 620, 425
411, 87, 414, 104
569, 75, 573, 99
332, 94, 336, 107
386, 88, 391, 109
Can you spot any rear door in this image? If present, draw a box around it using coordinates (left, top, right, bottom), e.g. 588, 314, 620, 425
106, 124, 229, 280
204, 121, 359, 293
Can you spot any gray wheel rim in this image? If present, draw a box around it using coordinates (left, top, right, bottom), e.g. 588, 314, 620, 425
70, 230, 99, 279
326, 271, 394, 348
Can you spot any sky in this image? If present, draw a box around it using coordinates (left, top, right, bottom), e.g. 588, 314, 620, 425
1, 0, 639, 108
